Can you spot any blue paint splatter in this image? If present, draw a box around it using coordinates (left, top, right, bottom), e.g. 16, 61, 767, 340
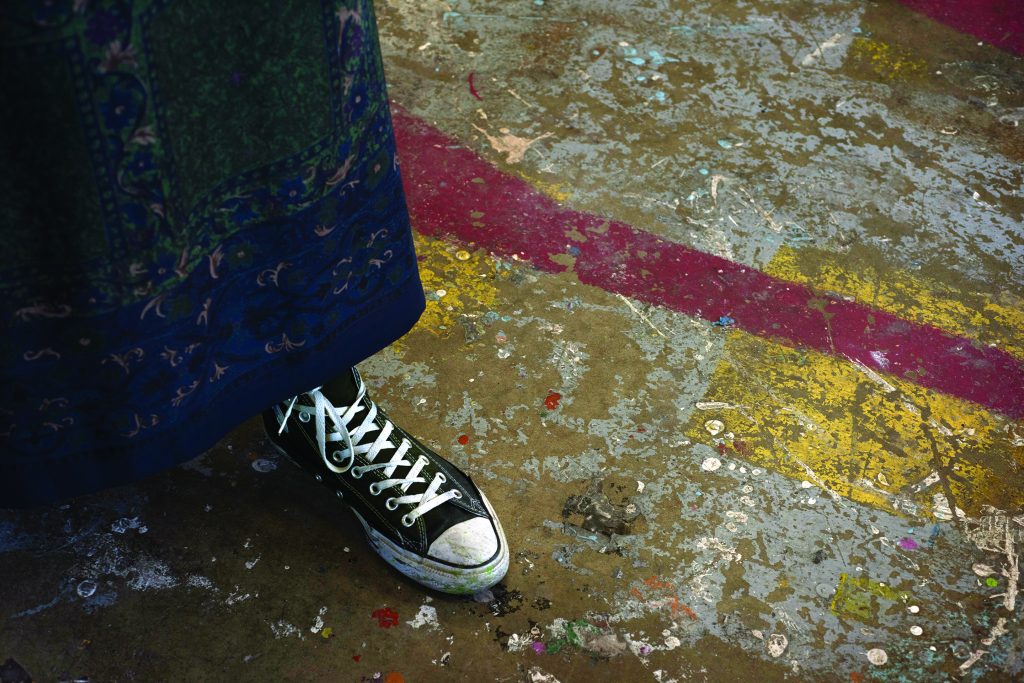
712, 316, 736, 327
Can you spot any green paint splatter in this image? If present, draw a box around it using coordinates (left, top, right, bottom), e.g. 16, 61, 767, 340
986, 577, 999, 588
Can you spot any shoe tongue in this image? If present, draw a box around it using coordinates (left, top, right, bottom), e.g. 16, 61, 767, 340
322, 369, 359, 405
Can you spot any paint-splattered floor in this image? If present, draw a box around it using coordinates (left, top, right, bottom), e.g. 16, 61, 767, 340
3, 1, 1023, 681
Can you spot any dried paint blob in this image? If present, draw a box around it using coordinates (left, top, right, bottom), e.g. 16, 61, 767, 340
457, 435, 470, 445
866, 648, 888, 665
544, 391, 562, 411
251, 458, 278, 473
986, 577, 999, 587
766, 633, 788, 658
897, 537, 918, 550
704, 419, 724, 435
700, 457, 722, 472
908, 605, 920, 614
801, 480, 813, 488
910, 626, 923, 636
972, 563, 996, 577
372, 607, 399, 628
455, 250, 471, 261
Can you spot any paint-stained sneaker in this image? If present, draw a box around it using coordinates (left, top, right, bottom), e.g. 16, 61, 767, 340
262, 368, 509, 595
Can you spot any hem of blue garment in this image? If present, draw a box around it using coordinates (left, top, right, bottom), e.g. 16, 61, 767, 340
1, 274, 426, 509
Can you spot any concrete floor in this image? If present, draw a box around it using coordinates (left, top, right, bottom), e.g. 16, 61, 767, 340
3, 1, 1023, 681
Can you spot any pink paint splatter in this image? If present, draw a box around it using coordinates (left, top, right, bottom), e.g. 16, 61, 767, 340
372, 607, 399, 628
531, 641, 546, 654
544, 391, 562, 411
897, 537, 919, 551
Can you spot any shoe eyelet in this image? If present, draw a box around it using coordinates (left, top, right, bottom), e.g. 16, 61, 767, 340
452, 490, 463, 499
385, 497, 399, 511
350, 466, 363, 479
298, 412, 311, 423
368, 483, 381, 496
336, 490, 344, 499
436, 473, 447, 483
314, 474, 323, 482
401, 514, 415, 527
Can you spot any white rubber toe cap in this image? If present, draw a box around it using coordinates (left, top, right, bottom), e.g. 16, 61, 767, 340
428, 518, 500, 567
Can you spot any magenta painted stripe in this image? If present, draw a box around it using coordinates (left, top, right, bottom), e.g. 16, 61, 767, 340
896, 0, 1023, 55
392, 109, 1024, 419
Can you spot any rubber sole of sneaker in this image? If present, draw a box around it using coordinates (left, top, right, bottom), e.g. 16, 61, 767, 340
265, 432, 510, 595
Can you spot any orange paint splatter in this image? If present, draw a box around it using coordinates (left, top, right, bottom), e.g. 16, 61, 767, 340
850, 673, 864, 683
457, 434, 469, 445
670, 597, 698, 621
544, 391, 562, 410
385, 673, 406, 683
643, 576, 674, 591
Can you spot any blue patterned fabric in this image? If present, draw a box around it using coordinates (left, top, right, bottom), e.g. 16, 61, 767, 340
0, 0, 425, 507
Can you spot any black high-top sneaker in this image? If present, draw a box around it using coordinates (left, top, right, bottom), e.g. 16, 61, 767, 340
262, 368, 509, 594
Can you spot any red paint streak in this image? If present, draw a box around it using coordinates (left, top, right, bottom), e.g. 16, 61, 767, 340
372, 607, 399, 628
895, 0, 1024, 55
352, 655, 361, 662
544, 391, 562, 410
391, 108, 1024, 419
457, 434, 469, 445
467, 72, 482, 100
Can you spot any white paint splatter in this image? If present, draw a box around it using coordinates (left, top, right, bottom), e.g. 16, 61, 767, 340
694, 401, 744, 410
801, 32, 845, 66
528, 668, 562, 683
506, 633, 532, 652
310, 606, 327, 634
910, 626, 923, 636
270, 619, 303, 640
407, 603, 440, 630
186, 574, 215, 590
766, 633, 788, 657
866, 648, 888, 665
704, 419, 724, 435
700, 457, 722, 472
225, 586, 252, 605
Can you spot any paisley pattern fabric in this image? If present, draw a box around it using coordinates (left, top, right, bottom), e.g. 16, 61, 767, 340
0, 0, 425, 507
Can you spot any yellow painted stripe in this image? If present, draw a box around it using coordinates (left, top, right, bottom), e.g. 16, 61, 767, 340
685, 330, 1024, 518
764, 245, 1024, 360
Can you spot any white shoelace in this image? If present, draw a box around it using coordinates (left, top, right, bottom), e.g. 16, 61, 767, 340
276, 382, 460, 527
